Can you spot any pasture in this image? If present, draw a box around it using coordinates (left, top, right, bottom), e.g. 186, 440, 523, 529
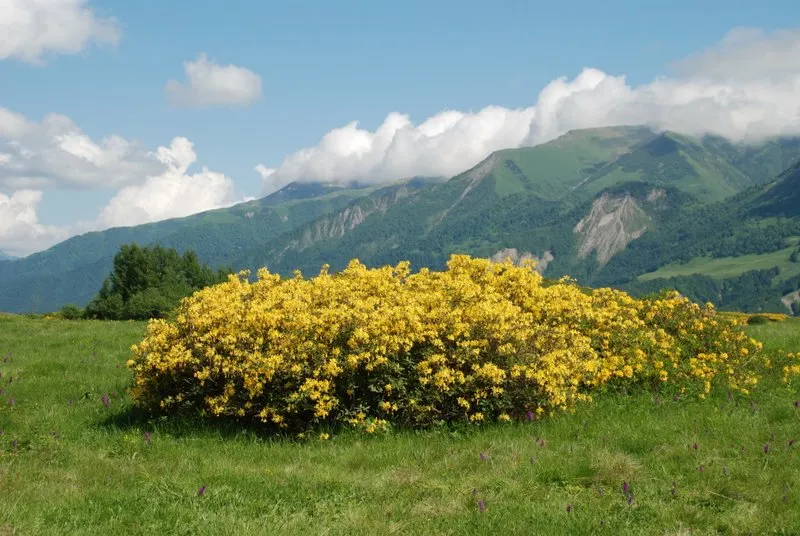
1, 314, 799, 535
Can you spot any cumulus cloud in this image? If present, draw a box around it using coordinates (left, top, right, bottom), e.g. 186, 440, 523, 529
0, 0, 120, 64
258, 27, 800, 193
166, 53, 262, 108
672, 27, 800, 82
0, 190, 69, 256
98, 137, 236, 228
0, 108, 243, 255
0, 107, 165, 190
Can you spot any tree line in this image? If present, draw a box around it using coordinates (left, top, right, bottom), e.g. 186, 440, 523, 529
59, 244, 231, 320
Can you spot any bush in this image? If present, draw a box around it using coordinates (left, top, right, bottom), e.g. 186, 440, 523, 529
58, 304, 83, 320
128, 255, 765, 436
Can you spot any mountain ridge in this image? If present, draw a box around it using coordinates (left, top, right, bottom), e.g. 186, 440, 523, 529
3, 125, 800, 313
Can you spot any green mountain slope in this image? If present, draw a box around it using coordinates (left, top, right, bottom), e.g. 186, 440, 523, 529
611, 162, 800, 312
233, 128, 800, 272
0, 182, 385, 312
228, 131, 800, 314
583, 132, 800, 201
3, 125, 800, 314
489, 126, 656, 199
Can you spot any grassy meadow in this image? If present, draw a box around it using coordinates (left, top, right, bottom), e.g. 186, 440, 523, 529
638, 238, 800, 282
1, 314, 799, 535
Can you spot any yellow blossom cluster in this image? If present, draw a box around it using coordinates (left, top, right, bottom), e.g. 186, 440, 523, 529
127, 255, 765, 434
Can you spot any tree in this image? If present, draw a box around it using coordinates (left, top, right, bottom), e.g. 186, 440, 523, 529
85, 243, 230, 320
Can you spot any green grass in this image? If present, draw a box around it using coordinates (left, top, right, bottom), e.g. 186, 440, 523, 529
2, 315, 800, 535
491, 126, 653, 200
639, 238, 800, 281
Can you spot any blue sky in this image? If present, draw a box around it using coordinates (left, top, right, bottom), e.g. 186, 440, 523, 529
1, 0, 799, 256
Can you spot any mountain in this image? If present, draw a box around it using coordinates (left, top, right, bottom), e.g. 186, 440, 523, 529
0, 181, 398, 313
229, 128, 800, 275
749, 159, 800, 218
0, 252, 17, 261
2, 125, 800, 314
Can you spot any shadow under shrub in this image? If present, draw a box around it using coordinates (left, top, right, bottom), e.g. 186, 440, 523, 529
127, 255, 767, 436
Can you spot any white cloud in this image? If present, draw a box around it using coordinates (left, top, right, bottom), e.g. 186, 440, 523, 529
258, 27, 800, 193
0, 0, 120, 64
672, 27, 800, 82
258, 107, 535, 191
0, 107, 165, 189
0, 190, 69, 256
98, 137, 236, 228
0, 108, 243, 255
166, 53, 262, 108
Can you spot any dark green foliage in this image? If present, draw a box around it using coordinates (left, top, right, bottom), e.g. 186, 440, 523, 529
623, 268, 786, 313
58, 304, 83, 320
84, 244, 230, 320
750, 159, 800, 217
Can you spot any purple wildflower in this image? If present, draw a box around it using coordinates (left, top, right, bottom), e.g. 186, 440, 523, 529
476, 499, 486, 513
144, 431, 151, 446
763, 443, 770, 454
101, 394, 110, 408
526, 410, 534, 422
197, 485, 206, 496
479, 452, 487, 461
622, 481, 629, 495
692, 442, 698, 450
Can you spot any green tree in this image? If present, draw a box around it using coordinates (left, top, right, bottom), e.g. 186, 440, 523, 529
85, 243, 230, 320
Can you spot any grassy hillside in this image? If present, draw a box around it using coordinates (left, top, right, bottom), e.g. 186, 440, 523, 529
490, 126, 656, 199
1, 315, 799, 534
639, 237, 800, 282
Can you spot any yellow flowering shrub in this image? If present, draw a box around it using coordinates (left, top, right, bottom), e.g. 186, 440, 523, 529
127, 255, 765, 434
